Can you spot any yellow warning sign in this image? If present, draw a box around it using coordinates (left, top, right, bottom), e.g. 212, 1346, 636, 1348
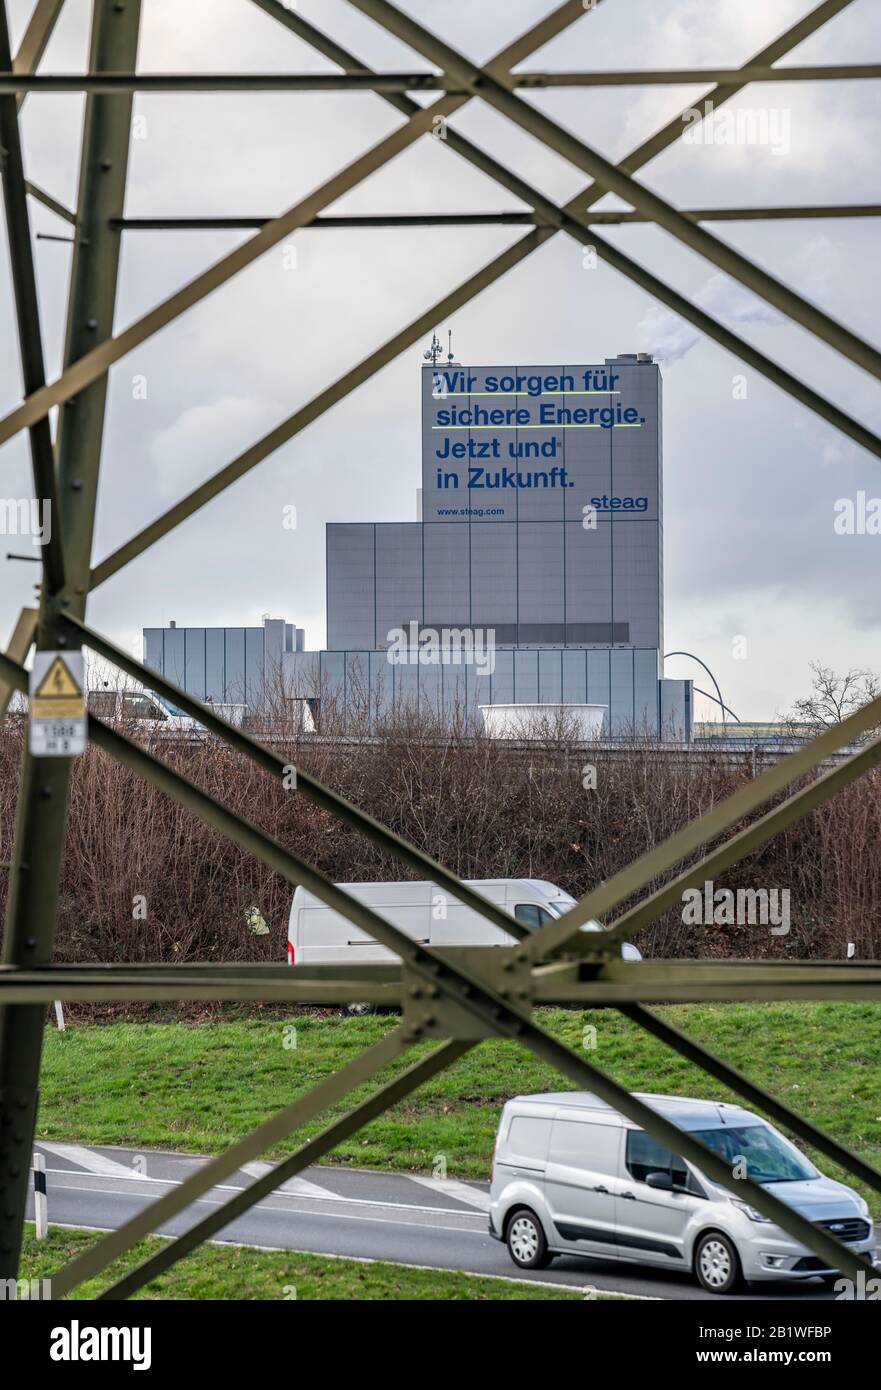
32, 654, 84, 719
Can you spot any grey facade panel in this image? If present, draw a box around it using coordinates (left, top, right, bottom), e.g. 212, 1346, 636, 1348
517, 522, 564, 629
489, 648, 514, 705
375, 522, 423, 647
609, 648, 635, 734
185, 628, 206, 700
539, 649, 563, 704
327, 523, 376, 650
423, 523, 469, 628
514, 649, 539, 703
469, 521, 517, 628
660, 677, 692, 741
562, 649, 587, 703
634, 646, 661, 735
245, 628, 265, 707
225, 629, 245, 704
164, 628, 186, 688
143, 629, 163, 675
205, 629, 225, 702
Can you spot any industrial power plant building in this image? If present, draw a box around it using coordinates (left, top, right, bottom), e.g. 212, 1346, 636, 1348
144, 356, 692, 739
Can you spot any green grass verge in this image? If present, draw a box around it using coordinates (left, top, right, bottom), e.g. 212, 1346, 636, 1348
36, 1003, 881, 1210
19, 1226, 587, 1300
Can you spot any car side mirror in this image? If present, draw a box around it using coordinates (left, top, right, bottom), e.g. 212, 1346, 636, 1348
645, 1170, 674, 1191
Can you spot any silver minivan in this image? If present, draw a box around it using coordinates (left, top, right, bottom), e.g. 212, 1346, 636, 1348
489, 1091, 875, 1294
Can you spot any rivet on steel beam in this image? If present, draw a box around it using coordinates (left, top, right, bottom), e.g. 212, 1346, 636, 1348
25, 939, 36, 949
86, 318, 98, 330
39, 786, 52, 798
100, 159, 112, 171
71, 479, 83, 490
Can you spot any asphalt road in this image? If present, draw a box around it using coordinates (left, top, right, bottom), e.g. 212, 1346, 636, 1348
29, 1142, 850, 1301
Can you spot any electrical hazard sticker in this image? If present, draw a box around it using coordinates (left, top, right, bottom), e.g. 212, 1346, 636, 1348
29, 650, 86, 757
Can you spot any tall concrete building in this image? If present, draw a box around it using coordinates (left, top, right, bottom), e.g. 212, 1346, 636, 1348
144, 355, 692, 739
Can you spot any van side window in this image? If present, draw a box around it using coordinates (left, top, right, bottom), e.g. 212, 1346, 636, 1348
506, 1116, 551, 1162
87, 692, 117, 719
513, 904, 553, 929
626, 1130, 702, 1194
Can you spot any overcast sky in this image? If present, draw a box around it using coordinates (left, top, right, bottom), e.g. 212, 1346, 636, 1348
1, 0, 880, 722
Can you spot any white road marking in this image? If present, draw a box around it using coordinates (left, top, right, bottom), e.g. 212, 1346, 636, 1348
407, 1175, 491, 1211
40, 1168, 487, 1222
37, 1142, 143, 1179
240, 1160, 337, 1200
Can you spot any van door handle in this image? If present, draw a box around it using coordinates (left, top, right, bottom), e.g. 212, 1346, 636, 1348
592, 1185, 609, 1194
619, 1190, 637, 1200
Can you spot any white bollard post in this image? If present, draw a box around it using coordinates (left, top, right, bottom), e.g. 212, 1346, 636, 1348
33, 1152, 47, 1240
54, 1000, 65, 1030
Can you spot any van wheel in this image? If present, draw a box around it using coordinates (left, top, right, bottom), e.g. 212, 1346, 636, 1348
341, 1002, 376, 1017
506, 1208, 553, 1270
694, 1232, 743, 1294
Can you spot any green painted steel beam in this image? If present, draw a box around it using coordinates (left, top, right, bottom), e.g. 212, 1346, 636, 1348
0, 0, 142, 1282
620, 1005, 881, 1198
112, 205, 881, 231
71, 706, 881, 1282
11, 0, 65, 110
598, 728, 881, 953
52, 1025, 422, 1298
98, 1036, 473, 1299
60, 614, 531, 945
13, 2, 75, 217
85, 1, 881, 594
0, 8, 65, 594
3, 959, 881, 1005
0, 608, 36, 719
5, 63, 881, 91
347, 0, 881, 384
85, 233, 555, 583
1, 639, 872, 1285
0, 0, 587, 452
244, 0, 881, 488
62, 602, 881, 983
526, 688, 881, 960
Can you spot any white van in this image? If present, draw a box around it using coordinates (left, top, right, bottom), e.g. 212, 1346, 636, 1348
287, 879, 641, 1011
489, 1091, 876, 1293
88, 688, 247, 735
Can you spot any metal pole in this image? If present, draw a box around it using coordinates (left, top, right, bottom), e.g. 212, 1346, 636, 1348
0, 7, 65, 594
347, 0, 881, 384
0, 0, 142, 1280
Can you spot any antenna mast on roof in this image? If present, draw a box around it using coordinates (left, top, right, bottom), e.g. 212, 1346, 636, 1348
423, 331, 443, 365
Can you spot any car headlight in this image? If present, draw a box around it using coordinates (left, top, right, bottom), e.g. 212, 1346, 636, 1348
732, 1200, 772, 1223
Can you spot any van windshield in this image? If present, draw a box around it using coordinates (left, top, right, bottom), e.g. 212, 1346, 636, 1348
692, 1124, 818, 1184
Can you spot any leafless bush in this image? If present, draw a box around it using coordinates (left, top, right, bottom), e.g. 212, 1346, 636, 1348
1, 708, 879, 978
